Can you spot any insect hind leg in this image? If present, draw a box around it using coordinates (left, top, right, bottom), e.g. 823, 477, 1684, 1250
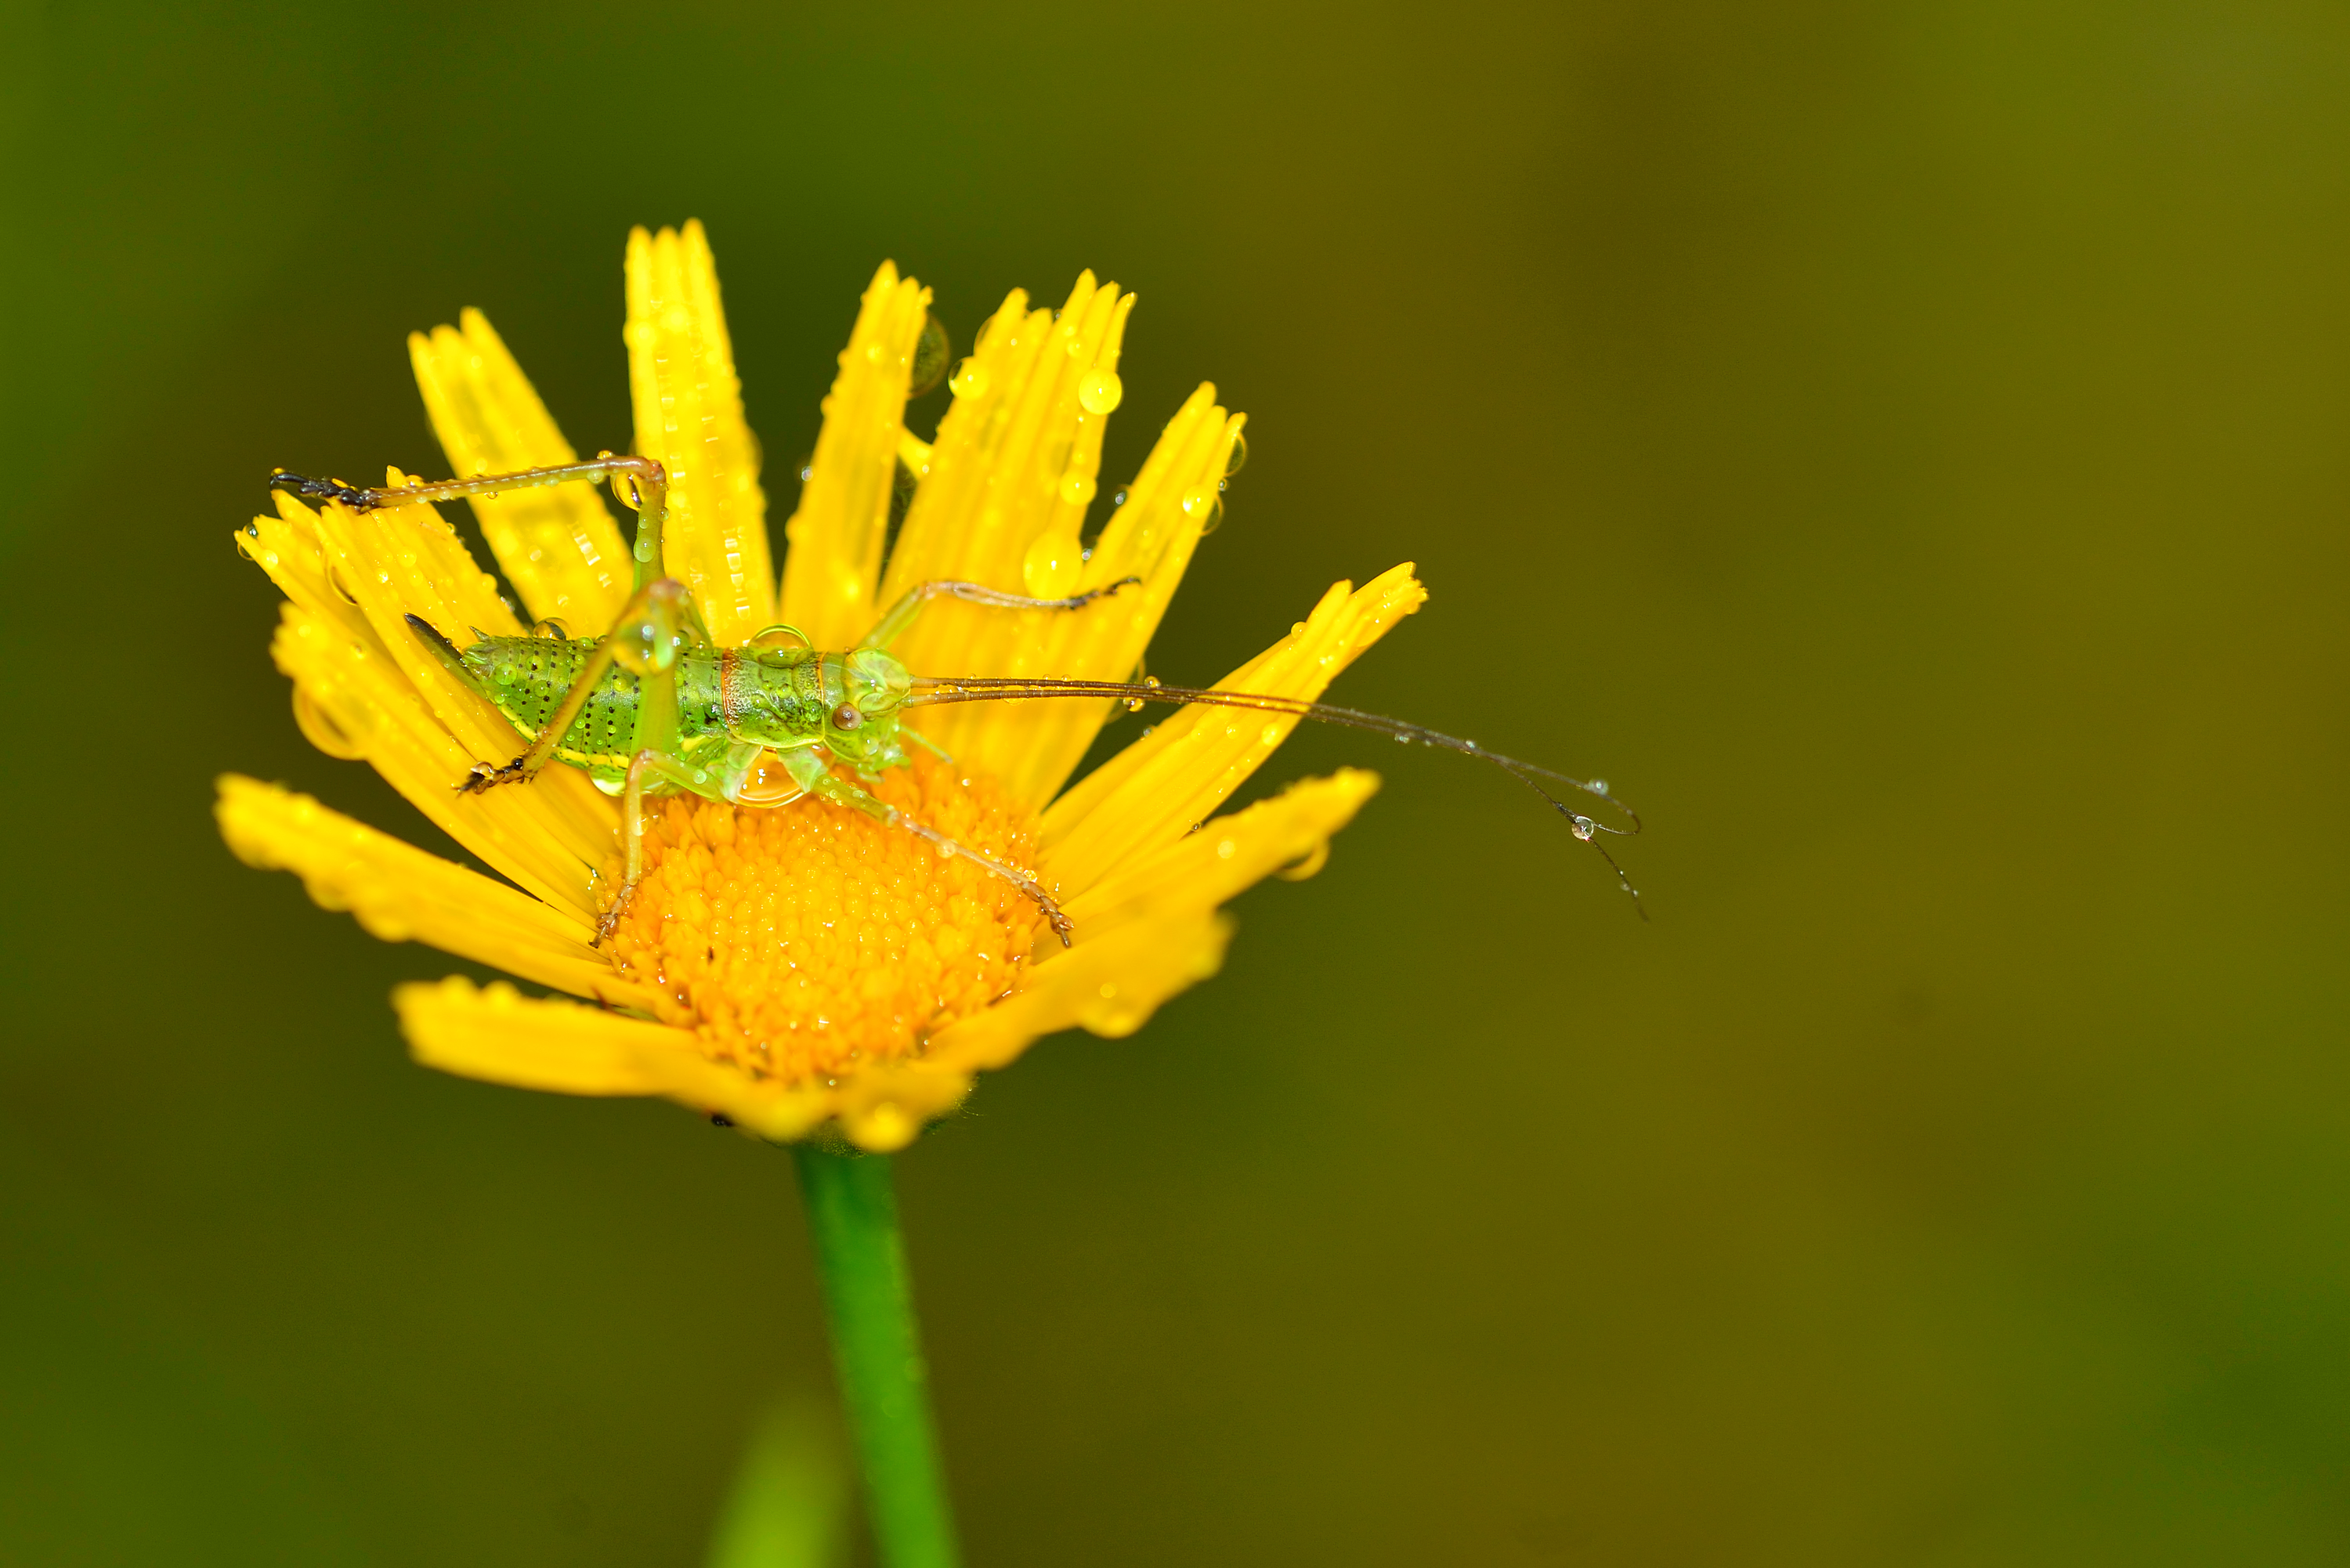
596, 746, 718, 945
891, 815, 1073, 947
780, 746, 1072, 945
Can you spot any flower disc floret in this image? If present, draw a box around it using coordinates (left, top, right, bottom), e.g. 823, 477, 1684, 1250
606, 755, 1043, 1085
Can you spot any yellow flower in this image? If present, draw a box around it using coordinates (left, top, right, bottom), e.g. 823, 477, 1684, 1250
219, 222, 1423, 1151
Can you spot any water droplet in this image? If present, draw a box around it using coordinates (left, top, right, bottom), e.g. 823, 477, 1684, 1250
1589, 779, 1610, 795
1078, 367, 1124, 414
1058, 471, 1097, 507
909, 314, 951, 397
1571, 816, 1596, 841
949, 358, 990, 399
1123, 695, 1144, 713
1224, 431, 1248, 475
1181, 486, 1224, 535
1111, 488, 1129, 508
1260, 722, 1282, 746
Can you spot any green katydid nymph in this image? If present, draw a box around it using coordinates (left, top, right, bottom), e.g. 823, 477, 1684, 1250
269, 454, 1642, 945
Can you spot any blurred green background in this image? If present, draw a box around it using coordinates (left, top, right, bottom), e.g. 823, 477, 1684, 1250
5, 0, 2348, 1561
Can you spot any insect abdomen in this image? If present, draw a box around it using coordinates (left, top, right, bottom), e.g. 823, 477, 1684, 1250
464, 636, 641, 767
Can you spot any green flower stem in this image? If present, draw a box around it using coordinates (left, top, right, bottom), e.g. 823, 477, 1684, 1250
792, 1145, 960, 1568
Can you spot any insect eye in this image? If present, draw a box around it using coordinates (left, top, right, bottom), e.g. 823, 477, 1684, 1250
831, 703, 863, 731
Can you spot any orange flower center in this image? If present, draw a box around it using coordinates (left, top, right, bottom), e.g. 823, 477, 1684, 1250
602, 752, 1044, 1085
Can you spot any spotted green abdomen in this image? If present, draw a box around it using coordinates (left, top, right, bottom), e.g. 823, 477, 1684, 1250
461, 636, 729, 775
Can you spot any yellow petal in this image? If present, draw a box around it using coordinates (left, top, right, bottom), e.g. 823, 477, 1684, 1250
217, 778, 650, 1009
398, 975, 711, 1095
1058, 769, 1380, 936
826, 776, 1375, 1139
776, 261, 934, 650
923, 911, 1231, 1074
1037, 563, 1425, 898
410, 309, 631, 630
981, 383, 1243, 810
824, 1061, 981, 1153
877, 274, 1245, 811
395, 977, 836, 1141
241, 497, 616, 920
626, 221, 776, 644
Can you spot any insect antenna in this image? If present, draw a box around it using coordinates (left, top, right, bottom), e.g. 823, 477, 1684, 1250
906, 674, 1647, 916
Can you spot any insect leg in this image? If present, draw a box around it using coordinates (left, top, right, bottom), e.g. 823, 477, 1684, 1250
856, 576, 1144, 651
779, 747, 1074, 946
273, 454, 673, 591
598, 746, 715, 945
445, 576, 699, 793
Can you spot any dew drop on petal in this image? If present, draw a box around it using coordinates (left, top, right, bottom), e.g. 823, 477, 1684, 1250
1059, 471, 1097, 507
1078, 367, 1124, 414
1224, 431, 1249, 475
909, 315, 951, 398
1181, 486, 1224, 535
949, 358, 991, 399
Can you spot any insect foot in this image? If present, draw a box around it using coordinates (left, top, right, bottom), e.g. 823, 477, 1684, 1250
458, 755, 532, 794
880, 807, 1075, 948
1035, 893, 1076, 948
268, 470, 380, 512
593, 881, 638, 948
